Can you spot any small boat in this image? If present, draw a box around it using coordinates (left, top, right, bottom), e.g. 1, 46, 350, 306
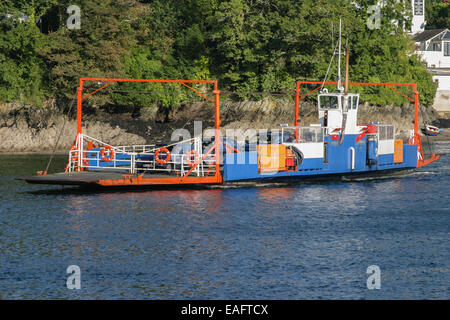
422, 124, 443, 136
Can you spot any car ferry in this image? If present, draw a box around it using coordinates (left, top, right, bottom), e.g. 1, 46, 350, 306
17, 74, 441, 189
18, 27, 441, 188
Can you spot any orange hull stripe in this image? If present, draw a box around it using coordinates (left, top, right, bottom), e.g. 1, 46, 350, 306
97, 175, 222, 186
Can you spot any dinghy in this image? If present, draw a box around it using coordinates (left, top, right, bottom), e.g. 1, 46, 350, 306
422, 124, 443, 136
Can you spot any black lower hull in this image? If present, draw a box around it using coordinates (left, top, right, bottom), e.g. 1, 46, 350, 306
16, 167, 415, 194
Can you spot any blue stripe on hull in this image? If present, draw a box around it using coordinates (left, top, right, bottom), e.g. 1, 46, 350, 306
378, 154, 394, 166
224, 152, 260, 181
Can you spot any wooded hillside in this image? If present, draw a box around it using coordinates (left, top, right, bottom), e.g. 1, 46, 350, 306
0, 0, 444, 113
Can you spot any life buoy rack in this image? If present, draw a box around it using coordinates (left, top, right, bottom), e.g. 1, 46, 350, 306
101, 145, 115, 162
155, 147, 171, 164
186, 150, 200, 166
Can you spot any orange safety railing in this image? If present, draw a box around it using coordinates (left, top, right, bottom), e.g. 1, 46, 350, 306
294, 81, 441, 168
74, 78, 223, 183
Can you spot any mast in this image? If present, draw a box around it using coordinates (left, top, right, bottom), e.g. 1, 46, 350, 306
345, 46, 349, 96
337, 18, 342, 92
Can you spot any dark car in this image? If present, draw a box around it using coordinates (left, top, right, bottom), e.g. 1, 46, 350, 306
244, 131, 292, 151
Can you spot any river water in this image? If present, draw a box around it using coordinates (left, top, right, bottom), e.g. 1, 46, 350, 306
0, 143, 449, 299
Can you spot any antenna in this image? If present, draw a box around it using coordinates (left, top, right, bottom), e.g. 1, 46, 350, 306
337, 18, 343, 92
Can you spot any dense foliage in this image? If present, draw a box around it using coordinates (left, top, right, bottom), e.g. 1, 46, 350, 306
426, 0, 450, 30
0, 0, 441, 111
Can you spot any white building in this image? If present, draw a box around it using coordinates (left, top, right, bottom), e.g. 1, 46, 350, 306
413, 29, 450, 68
410, 0, 426, 34
412, 30, 450, 115
409, 0, 450, 115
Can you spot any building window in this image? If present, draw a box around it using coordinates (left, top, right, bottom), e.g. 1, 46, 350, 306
414, 0, 424, 16
431, 42, 441, 52
416, 42, 425, 51
445, 42, 450, 56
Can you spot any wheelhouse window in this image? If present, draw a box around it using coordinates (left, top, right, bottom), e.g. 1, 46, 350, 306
352, 96, 358, 109
340, 95, 358, 110
377, 125, 394, 140
319, 95, 339, 109
341, 96, 346, 109
282, 127, 324, 143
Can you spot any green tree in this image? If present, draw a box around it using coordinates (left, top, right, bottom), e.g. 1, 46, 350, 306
426, 0, 450, 29
206, 0, 436, 105
44, 0, 140, 104
0, 0, 54, 104
111, 0, 212, 113
0, 0, 439, 109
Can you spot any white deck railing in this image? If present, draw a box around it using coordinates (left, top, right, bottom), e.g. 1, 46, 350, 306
67, 134, 217, 177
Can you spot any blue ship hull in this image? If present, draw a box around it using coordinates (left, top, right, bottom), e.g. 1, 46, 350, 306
223, 134, 418, 183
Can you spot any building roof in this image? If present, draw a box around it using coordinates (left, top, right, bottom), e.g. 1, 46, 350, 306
443, 31, 450, 40
412, 29, 447, 42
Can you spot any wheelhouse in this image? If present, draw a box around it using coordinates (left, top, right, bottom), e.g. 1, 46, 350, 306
318, 91, 361, 135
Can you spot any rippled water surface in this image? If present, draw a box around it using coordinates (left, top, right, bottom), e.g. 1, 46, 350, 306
0, 144, 449, 299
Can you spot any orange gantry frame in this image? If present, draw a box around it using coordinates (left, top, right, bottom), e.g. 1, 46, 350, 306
294, 81, 441, 168
75, 78, 223, 185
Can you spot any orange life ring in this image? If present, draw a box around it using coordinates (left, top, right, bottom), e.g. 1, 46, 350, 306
101, 145, 115, 162
155, 147, 171, 164
186, 150, 199, 166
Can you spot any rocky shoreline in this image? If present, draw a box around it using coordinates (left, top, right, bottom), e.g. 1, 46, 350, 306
0, 103, 146, 153
1, 98, 448, 153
